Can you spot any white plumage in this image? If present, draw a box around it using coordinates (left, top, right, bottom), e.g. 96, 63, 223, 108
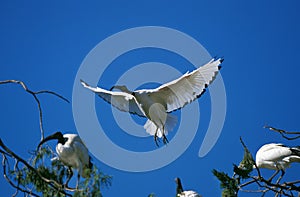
177, 191, 202, 197
81, 58, 222, 144
38, 132, 92, 187
175, 177, 202, 197
255, 143, 300, 170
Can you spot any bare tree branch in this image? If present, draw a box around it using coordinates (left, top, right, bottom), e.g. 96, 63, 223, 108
233, 138, 300, 196
0, 138, 75, 196
0, 79, 73, 196
264, 126, 300, 140
0, 79, 69, 140
1, 151, 40, 197
0, 79, 111, 197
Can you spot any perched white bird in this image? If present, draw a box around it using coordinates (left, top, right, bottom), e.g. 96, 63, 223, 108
255, 143, 300, 170
38, 132, 92, 188
81, 58, 222, 145
175, 177, 202, 197
255, 143, 300, 182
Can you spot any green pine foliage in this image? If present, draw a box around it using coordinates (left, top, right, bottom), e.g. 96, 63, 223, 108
212, 169, 238, 196
213, 139, 255, 196
235, 139, 254, 179
8, 146, 112, 197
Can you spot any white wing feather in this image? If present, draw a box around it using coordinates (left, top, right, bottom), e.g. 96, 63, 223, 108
139, 58, 221, 112
257, 143, 292, 161
81, 80, 145, 117
256, 143, 300, 162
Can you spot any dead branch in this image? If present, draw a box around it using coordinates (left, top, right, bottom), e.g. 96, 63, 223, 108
0, 79, 69, 140
264, 126, 300, 140
0, 79, 74, 196
0, 138, 74, 196
1, 153, 40, 197
237, 138, 300, 196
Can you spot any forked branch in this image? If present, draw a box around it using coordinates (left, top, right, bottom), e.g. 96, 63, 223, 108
0, 79, 69, 140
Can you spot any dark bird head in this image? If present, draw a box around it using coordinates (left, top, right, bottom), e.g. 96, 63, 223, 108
37, 131, 67, 149
175, 177, 184, 195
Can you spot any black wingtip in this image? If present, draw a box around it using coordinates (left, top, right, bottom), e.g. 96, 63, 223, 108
218, 65, 222, 70
213, 56, 224, 61
212, 56, 224, 64
196, 88, 206, 98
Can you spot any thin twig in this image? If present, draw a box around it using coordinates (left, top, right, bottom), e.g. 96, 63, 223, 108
1, 152, 40, 197
0, 80, 80, 196
264, 126, 300, 140
0, 79, 69, 140
251, 174, 300, 194
239, 187, 268, 193
239, 137, 248, 150
0, 138, 74, 196
238, 136, 300, 196
239, 179, 256, 188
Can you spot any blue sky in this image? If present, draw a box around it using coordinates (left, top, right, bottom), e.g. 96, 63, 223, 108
1, 1, 300, 196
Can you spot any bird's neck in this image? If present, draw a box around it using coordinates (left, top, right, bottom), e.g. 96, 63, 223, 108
176, 182, 183, 194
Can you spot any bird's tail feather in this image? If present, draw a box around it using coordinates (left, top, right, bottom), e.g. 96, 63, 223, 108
81, 157, 93, 178
165, 113, 178, 132
289, 146, 300, 163
144, 114, 177, 138
291, 146, 300, 156
144, 120, 161, 137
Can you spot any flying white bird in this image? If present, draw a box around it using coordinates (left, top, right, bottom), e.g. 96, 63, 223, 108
255, 143, 300, 181
175, 177, 202, 197
81, 58, 222, 145
38, 132, 92, 188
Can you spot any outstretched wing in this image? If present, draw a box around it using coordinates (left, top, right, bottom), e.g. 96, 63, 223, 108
138, 58, 222, 112
81, 80, 145, 117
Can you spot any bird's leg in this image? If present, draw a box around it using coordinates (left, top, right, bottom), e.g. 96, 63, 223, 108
162, 134, 169, 144
268, 170, 279, 182
76, 173, 80, 190
154, 127, 160, 147
154, 133, 160, 147
162, 126, 169, 144
65, 166, 73, 188
275, 170, 285, 184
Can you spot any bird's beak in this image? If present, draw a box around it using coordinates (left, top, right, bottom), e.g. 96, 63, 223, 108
109, 86, 116, 91
37, 133, 60, 150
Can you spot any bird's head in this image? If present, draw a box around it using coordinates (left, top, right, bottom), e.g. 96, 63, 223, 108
37, 131, 66, 149
110, 85, 132, 94
175, 177, 183, 194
